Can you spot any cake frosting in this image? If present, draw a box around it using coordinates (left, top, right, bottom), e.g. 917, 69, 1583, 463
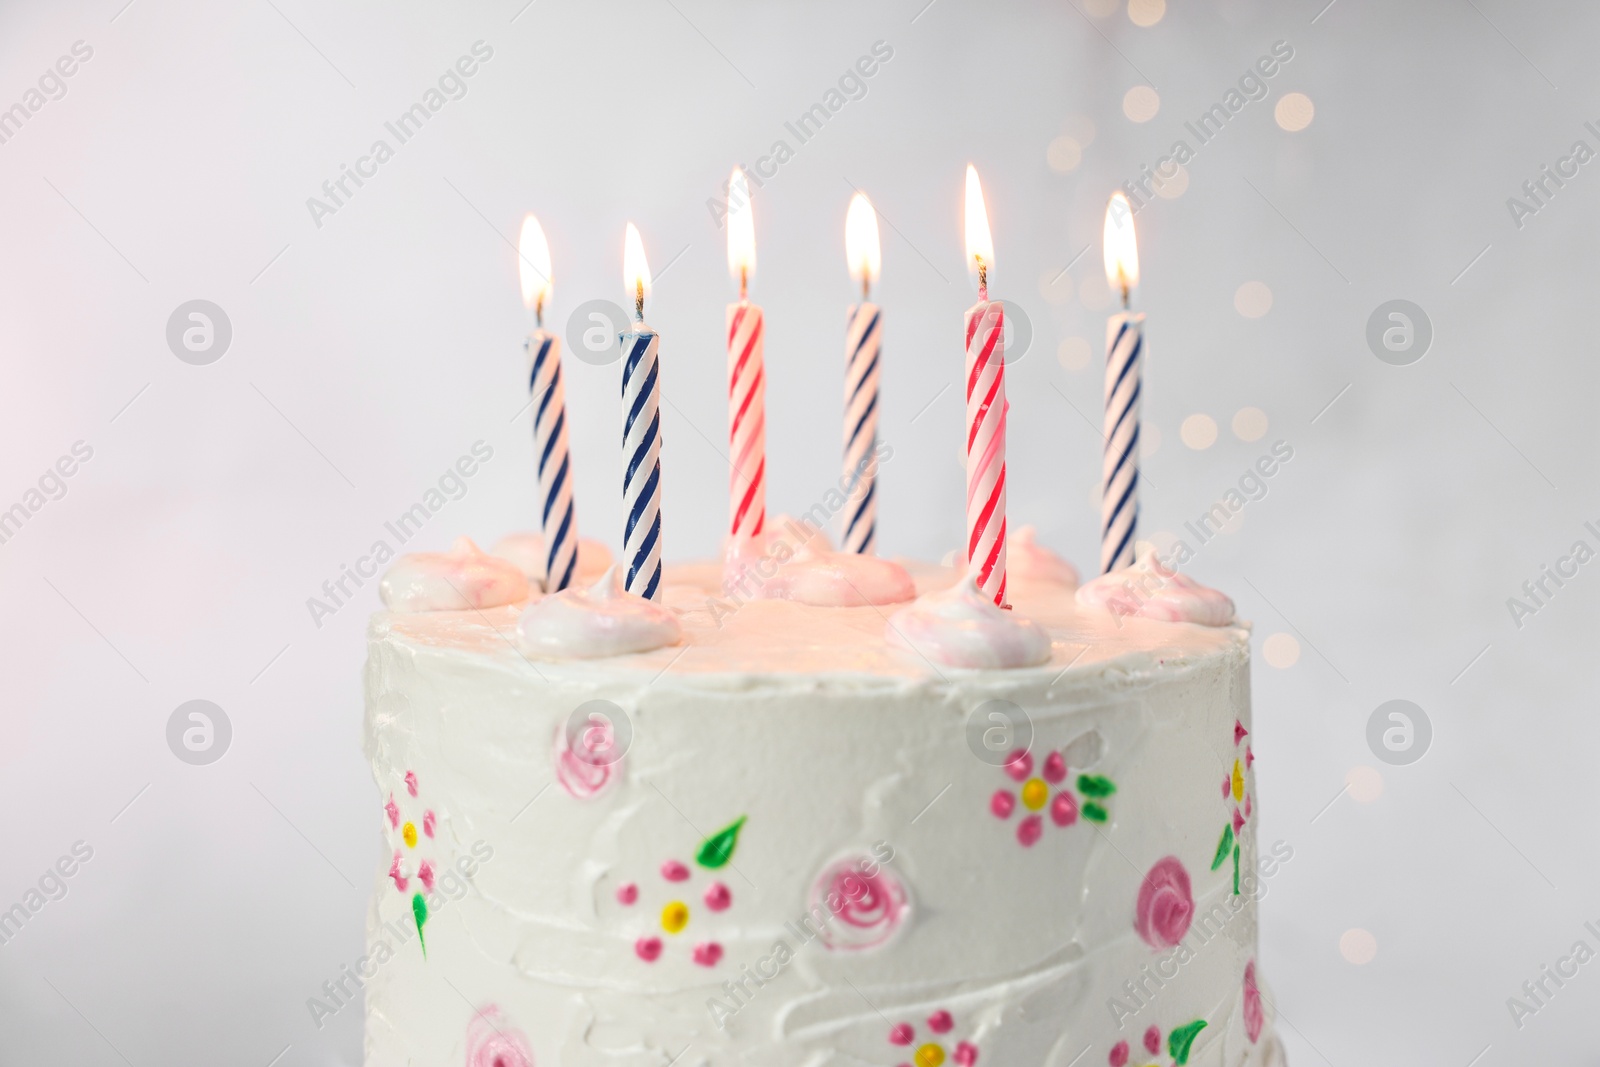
494, 532, 615, 591
517, 566, 683, 659
362, 549, 1284, 1067
722, 519, 917, 607
377, 536, 530, 613
1076, 554, 1236, 627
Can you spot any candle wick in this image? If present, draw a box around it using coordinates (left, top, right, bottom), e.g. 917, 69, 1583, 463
1120, 281, 1131, 310
740, 264, 748, 302
635, 279, 644, 322
535, 295, 544, 330
976, 257, 988, 298
861, 275, 870, 301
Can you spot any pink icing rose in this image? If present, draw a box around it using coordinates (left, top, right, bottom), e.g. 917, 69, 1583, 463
810, 855, 910, 951
553, 716, 621, 799
1243, 960, 1264, 1042
464, 1005, 534, 1067
1135, 856, 1193, 949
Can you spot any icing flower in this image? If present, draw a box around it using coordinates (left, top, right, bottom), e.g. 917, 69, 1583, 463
464, 1004, 534, 1067
990, 747, 1115, 846
808, 855, 910, 951
1134, 857, 1193, 950
552, 712, 624, 799
887, 574, 1052, 669
380, 536, 531, 613
888, 1010, 979, 1067
492, 532, 614, 592
1075, 554, 1234, 626
1106, 1019, 1207, 1067
382, 770, 439, 953
1211, 720, 1253, 895
617, 818, 747, 966
1243, 960, 1264, 1043
517, 566, 682, 658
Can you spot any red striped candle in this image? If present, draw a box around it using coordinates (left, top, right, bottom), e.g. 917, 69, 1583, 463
963, 166, 1007, 606
725, 167, 766, 541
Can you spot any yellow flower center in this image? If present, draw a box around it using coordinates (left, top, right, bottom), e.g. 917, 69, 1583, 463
402, 822, 417, 848
661, 901, 689, 934
1232, 759, 1244, 801
914, 1044, 945, 1067
1021, 778, 1049, 811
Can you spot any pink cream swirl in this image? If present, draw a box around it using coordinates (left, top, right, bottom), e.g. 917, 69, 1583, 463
379, 536, 531, 613
723, 520, 915, 607
1075, 554, 1235, 627
553, 713, 623, 800
1134, 856, 1194, 950
809, 855, 910, 951
1243, 960, 1265, 1043
464, 1004, 534, 1067
887, 573, 1052, 669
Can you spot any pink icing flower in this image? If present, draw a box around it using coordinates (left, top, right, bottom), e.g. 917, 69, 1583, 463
1143, 1025, 1161, 1055
1232, 808, 1245, 835
405, 770, 419, 797
927, 1010, 953, 1034
553, 719, 620, 800
889, 1023, 914, 1046
616, 882, 638, 906
1003, 749, 1033, 781
388, 850, 407, 892
1243, 960, 1264, 1043
692, 941, 723, 967
635, 936, 662, 961
704, 882, 732, 911
418, 860, 435, 892
1050, 792, 1078, 827
1108, 1040, 1129, 1067
810, 856, 910, 951
1234, 720, 1248, 745
422, 810, 436, 838
1135, 856, 1194, 949
661, 860, 690, 882
991, 790, 1016, 818
953, 1041, 979, 1066
1042, 751, 1067, 783
464, 1005, 534, 1067
1017, 815, 1043, 847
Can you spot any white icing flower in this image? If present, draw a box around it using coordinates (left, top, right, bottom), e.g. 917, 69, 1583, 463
886, 574, 1052, 669
379, 536, 530, 613
516, 566, 682, 658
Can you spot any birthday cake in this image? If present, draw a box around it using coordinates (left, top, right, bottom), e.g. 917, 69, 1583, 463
360, 529, 1287, 1067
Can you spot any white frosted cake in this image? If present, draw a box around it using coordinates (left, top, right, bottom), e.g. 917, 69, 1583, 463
361, 529, 1286, 1066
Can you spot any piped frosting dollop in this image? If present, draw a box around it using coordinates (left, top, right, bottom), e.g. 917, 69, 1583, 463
492, 533, 614, 591
886, 574, 1052, 669
379, 537, 531, 613
723, 521, 915, 607
517, 566, 683, 658
1075, 555, 1235, 626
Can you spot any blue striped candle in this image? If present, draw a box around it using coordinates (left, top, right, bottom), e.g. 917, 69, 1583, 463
841, 301, 880, 554
620, 223, 662, 601
528, 329, 577, 591
1100, 313, 1143, 574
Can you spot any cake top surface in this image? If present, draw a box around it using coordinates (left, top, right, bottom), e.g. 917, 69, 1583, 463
371, 559, 1248, 691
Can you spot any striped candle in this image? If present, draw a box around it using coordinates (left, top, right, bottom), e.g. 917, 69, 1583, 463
1100, 313, 1143, 573
621, 223, 663, 601
841, 301, 880, 554
963, 166, 1007, 606
528, 329, 577, 591
726, 302, 765, 540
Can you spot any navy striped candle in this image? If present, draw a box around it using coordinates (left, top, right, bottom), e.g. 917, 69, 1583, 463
620, 326, 662, 601
528, 330, 577, 592
841, 301, 880, 554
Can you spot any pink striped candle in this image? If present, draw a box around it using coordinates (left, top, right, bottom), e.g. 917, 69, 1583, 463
963, 166, 1007, 607
725, 167, 766, 541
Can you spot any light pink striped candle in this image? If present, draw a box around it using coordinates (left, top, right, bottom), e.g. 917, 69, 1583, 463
726, 167, 766, 541
963, 166, 1007, 606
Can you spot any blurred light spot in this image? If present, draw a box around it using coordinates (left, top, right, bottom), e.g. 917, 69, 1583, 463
1235, 281, 1273, 318
1180, 413, 1217, 450
1128, 0, 1166, 26
1039, 268, 1075, 305
1340, 928, 1377, 965
1082, 0, 1120, 16
1047, 135, 1083, 173
1079, 274, 1112, 311
1232, 406, 1269, 441
1058, 336, 1091, 371
1346, 765, 1384, 803
1141, 422, 1162, 459
1262, 632, 1300, 668
1154, 163, 1188, 199
1123, 85, 1160, 123
1062, 114, 1097, 148
1275, 92, 1315, 132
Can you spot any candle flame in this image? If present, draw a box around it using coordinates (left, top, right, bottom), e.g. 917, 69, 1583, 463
845, 192, 881, 290
1103, 192, 1140, 301
726, 166, 756, 292
623, 222, 651, 317
964, 164, 994, 287
518, 214, 552, 312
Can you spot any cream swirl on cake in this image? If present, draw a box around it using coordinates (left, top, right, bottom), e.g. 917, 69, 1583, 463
723, 519, 915, 607
1076, 553, 1236, 626
492, 533, 614, 591
887, 571, 1052, 668
516, 565, 682, 658
379, 536, 530, 612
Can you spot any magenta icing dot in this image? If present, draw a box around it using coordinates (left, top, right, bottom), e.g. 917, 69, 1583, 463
692, 941, 724, 967
388, 850, 407, 892
1247, 744, 1255, 768
405, 770, 419, 797
990, 790, 1016, 819
927, 1010, 953, 1034
1003, 749, 1033, 782
1234, 720, 1248, 745
385, 796, 399, 829
1144, 1025, 1161, 1054
1221, 776, 1231, 798
889, 1023, 914, 1046
1042, 751, 1067, 784
704, 882, 732, 911
661, 859, 690, 882
953, 1040, 979, 1066
616, 882, 638, 905
1050, 792, 1079, 827
422, 810, 436, 838
418, 860, 435, 891
635, 936, 662, 961
1233, 807, 1246, 834
1245, 795, 1253, 817
1108, 1040, 1129, 1067
1017, 814, 1043, 847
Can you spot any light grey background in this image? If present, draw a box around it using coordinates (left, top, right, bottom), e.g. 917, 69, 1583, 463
2, 0, 1596, 1064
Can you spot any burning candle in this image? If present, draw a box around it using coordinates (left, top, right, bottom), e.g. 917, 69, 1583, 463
842, 192, 882, 555
620, 222, 663, 601
1100, 192, 1144, 575
725, 167, 766, 543
518, 215, 578, 592
962, 165, 1007, 607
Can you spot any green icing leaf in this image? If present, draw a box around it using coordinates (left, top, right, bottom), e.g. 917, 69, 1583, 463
1168, 1019, 1207, 1065
1076, 774, 1116, 798
1232, 844, 1241, 895
1211, 824, 1234, 871
1082, 801, 1108, 823
412, 891, 429, 958
696, 816, 747, 869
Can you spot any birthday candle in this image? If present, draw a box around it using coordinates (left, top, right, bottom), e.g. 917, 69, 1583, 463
962, 166, 1008, 607
620, 223, 663, 601
518, 215, 577, 592
724, 167, 766, 542
1100, 192, 1144, 575
842, 192, 882, 555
